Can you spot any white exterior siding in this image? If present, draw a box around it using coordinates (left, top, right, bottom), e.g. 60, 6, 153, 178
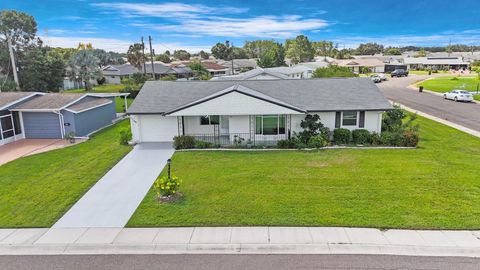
131, 115, 178, 142
169, 91, 303, 116
131, 111, 384, 143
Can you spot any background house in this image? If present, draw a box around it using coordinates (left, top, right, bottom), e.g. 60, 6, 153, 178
0, 92, 127, 145
332, 59, 385, 73
403, 57, 470, 70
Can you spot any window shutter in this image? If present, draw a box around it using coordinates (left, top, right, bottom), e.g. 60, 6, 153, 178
335, 112, 341, 128
359, 111, 365, 128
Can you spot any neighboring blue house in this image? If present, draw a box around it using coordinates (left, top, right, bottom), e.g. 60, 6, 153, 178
0, 92, 128, 145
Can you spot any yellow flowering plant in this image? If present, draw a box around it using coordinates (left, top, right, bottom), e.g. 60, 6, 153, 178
154, 175, 181, 197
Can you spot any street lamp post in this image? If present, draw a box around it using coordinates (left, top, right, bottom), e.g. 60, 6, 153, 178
167, 159, 172, 179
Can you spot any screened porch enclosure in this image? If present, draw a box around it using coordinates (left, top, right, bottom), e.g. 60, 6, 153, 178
179, 114, 292, 146
0, 111, 22, 145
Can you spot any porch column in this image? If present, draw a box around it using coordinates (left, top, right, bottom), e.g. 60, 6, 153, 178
10, 113, 16, 141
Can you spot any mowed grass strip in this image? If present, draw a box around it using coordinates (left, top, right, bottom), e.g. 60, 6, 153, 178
128, 116, 480, 229
0, 120, 132, 228
418, 76, 480, 93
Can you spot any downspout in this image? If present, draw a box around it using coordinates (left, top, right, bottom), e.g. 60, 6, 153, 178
53, 110, 66, 139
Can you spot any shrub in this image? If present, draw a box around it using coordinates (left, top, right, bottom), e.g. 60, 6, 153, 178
333, 128, 351, 144
119, 128, 132, 145
380, 131, 404, 146
153, 175, 181, 197
194, 140, 219, 149
277, 139, 295, 149
297, 114, 330, 144
352, 129, 371, 145
382, 105, 406, 132
173, 135, 195, 149
307, 135, 328, 148
403, 131, 419, 147
370, 132, 382, 146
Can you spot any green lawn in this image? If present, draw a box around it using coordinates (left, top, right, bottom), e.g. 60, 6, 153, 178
417, 76, 480, 93
409, 70, 449, 75
65, 84, 134, 113
128, 116, 480, 229
0, 120, 132, 228
65, 84, 125, 93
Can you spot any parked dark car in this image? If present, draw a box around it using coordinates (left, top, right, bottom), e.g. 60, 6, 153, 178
391, 69, 409, 77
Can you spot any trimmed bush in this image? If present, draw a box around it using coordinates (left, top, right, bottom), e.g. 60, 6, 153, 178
370, 132, 382, 146
173, 135, 195, 149
277, 139, 295, 149
333, 128, 351, 144
195, 140, 219, 149
380, 131, 404, 146
403, 131, 419, 147
307, 135, 328, 148
352, 129, 371, 145
119, 129, 132, 145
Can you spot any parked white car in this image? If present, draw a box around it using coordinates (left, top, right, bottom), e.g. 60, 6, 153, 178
443, 90, 474, 102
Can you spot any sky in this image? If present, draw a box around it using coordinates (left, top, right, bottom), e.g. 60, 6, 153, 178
2, 0, 480, 53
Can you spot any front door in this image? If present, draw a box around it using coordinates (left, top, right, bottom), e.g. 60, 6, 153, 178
220, 116, 229, 134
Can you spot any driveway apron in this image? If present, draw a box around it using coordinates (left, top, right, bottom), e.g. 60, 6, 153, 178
54, 143, 175, 228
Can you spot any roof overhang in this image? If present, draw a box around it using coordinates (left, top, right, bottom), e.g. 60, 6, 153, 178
0, 92, 45, 111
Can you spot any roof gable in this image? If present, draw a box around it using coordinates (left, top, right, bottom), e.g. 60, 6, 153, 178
168, 86, 305, 116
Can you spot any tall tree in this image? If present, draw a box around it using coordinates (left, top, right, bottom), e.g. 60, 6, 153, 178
313, 41, 336, 60
199, 50, 209, 60
0, 10, 38, 50
0, 10, 39, 90
355, 43, 384, 55
173, 50, 191, 60
414, 48, 427, 58
285, 35, 315, 64
69, 48, 102, 91
155, 53, 171, 63
18, 47, 65, 92
312, 65, 358, 78
126, 43, 147, 71
256, 43, 285, 68
188, 60, 211, 80
244, 40, 279, 58
385, 47, 402, 55
211, 41, 233, 60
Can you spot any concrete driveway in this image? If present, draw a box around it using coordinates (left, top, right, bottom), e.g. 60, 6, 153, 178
53, 143, 175, 228
0, 139, 85, 166
377, 75, 480, 132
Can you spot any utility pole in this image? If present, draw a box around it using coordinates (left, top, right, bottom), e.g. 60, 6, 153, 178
6, 35, 20, 91
149, 36, 155, 79
141, 37, 146, 74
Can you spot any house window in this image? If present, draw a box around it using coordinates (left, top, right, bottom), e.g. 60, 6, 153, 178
342, 111, 357, 126
200, 115, 219, 125
255, 115, 286, 135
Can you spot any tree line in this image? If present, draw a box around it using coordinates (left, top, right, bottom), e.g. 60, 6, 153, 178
0, 10, 124, 92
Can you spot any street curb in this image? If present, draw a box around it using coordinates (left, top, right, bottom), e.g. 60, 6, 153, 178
409, 79, 479, 104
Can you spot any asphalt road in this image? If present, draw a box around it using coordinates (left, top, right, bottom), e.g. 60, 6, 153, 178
377, 75, 480, 132
1, 254, 480, 270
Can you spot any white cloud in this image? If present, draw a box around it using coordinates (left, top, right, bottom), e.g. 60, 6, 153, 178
92, 2, 248, 19
40, 36, 210, 53
132, 16, 329, 38
332, 32, 480, 48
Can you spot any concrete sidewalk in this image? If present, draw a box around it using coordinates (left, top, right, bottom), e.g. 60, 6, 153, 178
53, 143, 175, 228
1, 227, 480, 257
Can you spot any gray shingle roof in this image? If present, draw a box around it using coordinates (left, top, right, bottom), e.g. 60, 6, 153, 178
0, 92, 41, 110
127, 78, 393, 114
13, 93, 85, 110
66, 96, 111, 113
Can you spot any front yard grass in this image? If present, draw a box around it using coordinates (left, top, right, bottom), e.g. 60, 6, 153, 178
128, 116, 480, 229
417, 76, 480, 93
0, 120, 132, 228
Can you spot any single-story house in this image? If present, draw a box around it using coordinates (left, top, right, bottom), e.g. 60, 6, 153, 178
127, 78, 393, 145
332, 59, 385, 73
102, 63, 193, 84
403, 57, 470, 70
216, 59, 258, 74
0, 92, 127, 145
211, 68, 289, 81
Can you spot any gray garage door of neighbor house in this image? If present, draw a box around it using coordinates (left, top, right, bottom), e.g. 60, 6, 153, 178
22, 112, 62, 139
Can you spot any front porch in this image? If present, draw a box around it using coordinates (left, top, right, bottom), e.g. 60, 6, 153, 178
177, 115, 293, 146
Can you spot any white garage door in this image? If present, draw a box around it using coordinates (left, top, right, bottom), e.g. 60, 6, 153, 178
138, 115, 179, 142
